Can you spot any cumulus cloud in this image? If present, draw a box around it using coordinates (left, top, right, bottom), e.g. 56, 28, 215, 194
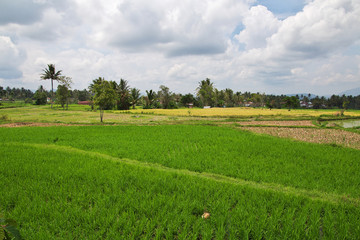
235, 5, 281, 49
228, 0, 360, 93
267, 0, 360, 61
0, 0, 46, 25
96, 0, 248, 56
0, 0, 359, 95
0, 36, 25, 79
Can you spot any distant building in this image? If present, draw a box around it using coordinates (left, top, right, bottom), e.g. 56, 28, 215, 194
244, 101, 253, 107
78, 101, 91, 105
186, 103, 194, 108
300, 101, 313, 108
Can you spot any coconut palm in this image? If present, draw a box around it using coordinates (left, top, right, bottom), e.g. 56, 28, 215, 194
196, 78, 214, 107
41, 64, 62, 108
130, 88, 141, 109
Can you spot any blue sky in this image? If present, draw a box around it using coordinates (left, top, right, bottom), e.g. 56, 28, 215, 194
256, 0, 306, 17
0, 0, 359, 96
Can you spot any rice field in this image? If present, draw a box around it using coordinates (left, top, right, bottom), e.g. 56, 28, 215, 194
1, 105, 360, 239
1, 124, 360, 239
118, 107, 360, 118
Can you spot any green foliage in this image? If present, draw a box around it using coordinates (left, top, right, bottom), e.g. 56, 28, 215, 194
56, 85, 69, 109
158, 85, 173, 109
0, 115, 8, 122
0, 215, 22, 240
196, 78, 215, 107
89, 77, 116, 122
144, 89, 157, 108
284, 96, 300, 110
33, 86, 47, 105
24, 98, 32, 104
113, 79, 131, 110
181, 93, 196, 107
40, 64, 62, 108
130, 88, 141, 109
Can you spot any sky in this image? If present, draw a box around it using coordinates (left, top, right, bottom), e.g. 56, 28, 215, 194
0, 0, 359, 96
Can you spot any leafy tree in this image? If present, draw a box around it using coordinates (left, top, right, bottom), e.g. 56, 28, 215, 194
158, 85, 172, 109
77, 89, 92, 101
214, 89, 225, 107
224, 88, 234, 107
284, 96, 300, 110
312, 96, 326, 109
130, 88, 141, 109
56, 76, 72, 110
56, 85, 69, 109
33, 85, 47, 105
196, 78, 214, 107
89, 77, 116, 122
40, 64, 62, 108
181, 93, 196, 107
328, 95, 342, 108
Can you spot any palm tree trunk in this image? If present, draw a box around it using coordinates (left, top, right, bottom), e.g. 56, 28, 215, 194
51, 78, 54, 108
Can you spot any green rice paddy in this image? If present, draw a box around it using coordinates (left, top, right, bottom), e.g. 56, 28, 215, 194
1, 124, 360, 239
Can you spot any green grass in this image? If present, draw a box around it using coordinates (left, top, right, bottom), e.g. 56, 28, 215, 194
1, 125, 360, 198
1, 122, 360, 239
0, 101, 32, 109
1, 142, 360, 239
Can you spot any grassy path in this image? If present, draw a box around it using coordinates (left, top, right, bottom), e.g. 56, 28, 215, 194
4, 142, 359, 207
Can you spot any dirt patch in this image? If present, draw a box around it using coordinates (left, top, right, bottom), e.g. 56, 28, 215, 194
234, 120, 315, 127
0, 122, 80, 128
242, 127, 360, 150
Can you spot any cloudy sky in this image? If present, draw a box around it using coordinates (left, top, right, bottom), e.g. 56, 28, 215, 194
1, 0, 359, 95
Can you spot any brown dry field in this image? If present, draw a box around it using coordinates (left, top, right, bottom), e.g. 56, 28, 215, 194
0, 122, 80, 127
242, 126, 360, 150
234, 120, 315, 126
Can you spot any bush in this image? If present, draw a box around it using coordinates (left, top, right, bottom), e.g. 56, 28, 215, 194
0, 115, 9, 121
24, 98, 33, 104
33, 91, 47, 105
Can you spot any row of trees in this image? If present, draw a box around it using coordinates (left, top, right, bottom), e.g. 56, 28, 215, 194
1, 65, 360, 113
0, 86, 34, 101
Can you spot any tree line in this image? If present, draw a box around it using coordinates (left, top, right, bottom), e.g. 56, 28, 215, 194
1, 65, 360, 112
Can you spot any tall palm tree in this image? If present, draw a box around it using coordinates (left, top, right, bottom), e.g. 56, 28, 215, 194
145, 89, 156, 107
131, 88, 141, 109
41, 64, 62, 108
196, 78, 214, 107
117, 79, 131, 110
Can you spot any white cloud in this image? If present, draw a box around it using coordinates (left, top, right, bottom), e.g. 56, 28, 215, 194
236, 5, 281, 49
0, 36, 25, 79
0, 0, 46, 25
267, 0, 360, 61
93, 0, 248, 56
0, 0, 359, 96
226, 0, 360, 94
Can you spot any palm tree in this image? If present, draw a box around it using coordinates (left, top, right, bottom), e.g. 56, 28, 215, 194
131, 88, 141, 109
196, 78, 214, 107
145, 89, 156, 108
41, 64, 62, 108
117, 79, 131, 110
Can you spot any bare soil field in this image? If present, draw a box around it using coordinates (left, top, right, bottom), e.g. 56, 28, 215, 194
234, 120, 315, 127
242, 127, 360, 150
